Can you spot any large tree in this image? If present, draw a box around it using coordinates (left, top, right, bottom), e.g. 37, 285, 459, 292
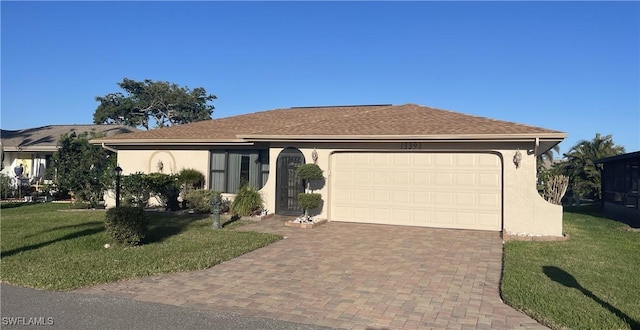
561, 133, 625, 201
94, 78, 216, 130
49, 132, 116, 207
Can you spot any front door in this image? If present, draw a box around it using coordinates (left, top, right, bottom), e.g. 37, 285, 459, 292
276, 148, 305, 215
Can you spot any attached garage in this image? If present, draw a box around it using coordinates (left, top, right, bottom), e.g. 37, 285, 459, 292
330, 152, 502, 231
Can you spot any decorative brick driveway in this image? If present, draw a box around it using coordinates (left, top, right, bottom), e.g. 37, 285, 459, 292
76, 217, 545, 329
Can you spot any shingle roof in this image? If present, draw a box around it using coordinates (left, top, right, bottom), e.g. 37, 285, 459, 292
94, 104, 566, 144
1, 124, 138, 151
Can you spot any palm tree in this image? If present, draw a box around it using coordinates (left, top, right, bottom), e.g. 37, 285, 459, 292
562, 133, 625, 201
536, 144, 561, 192
537, 144, 560, 172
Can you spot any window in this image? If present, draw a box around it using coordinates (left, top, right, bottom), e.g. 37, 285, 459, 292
209, 150, 269, 193
602, 157, 640, 210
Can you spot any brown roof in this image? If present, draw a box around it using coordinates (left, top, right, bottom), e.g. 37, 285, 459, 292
1, 124, 138, 151
93, 104, 566, 144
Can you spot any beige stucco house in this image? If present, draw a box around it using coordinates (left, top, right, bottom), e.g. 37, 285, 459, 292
92, 104, 567, 237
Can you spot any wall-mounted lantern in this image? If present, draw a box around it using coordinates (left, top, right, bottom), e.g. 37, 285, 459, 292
513, 150, 523, 169
114, 166, 123, 207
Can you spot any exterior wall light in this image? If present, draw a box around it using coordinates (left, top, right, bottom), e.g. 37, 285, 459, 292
114, 166, 123, 207
513, 150, 523, 169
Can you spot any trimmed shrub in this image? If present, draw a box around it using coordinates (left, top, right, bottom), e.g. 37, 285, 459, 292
231, 185, 263, 216
185, 189, 221, 213
295, 163, 324, 191
296, 163, 324, 217
298, 193, 322, 212
104, 207, 149, 246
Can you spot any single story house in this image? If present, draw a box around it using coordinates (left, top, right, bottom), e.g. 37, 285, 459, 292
596, 151, 640, 226
1, 124, 136, 184
92, 103, 567, 237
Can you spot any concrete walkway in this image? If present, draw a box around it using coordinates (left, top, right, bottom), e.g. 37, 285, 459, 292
76, 217, 545, 329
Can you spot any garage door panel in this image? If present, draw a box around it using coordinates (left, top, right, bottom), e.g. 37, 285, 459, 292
373, 154, 390, 166
456, 193, 475, 206
330, 152, 502, 231
479, 214, 500, 227
373, 172, 390, 185
393, 172, 410, 185
433, 211, 453, 224
435, 154, 454, 166
456, 154, 477, 166
479, 155, 500, 167
479, 174, 500, 187
457, 212, 476, 225
479, 193, 500, 207
435, 173, 454, 185
414, 172, 430, 185
373, 190, 389, 202
434, 192, 454, 206
456, 173, 476, 186
413, 191, 430, 203
354, 172, 369, 184
353, 189, 370, 201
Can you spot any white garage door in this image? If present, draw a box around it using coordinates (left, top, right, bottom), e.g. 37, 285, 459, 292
330, 152, 502, 231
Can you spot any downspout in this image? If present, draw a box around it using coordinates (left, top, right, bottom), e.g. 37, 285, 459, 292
101, 143, 118, 153
535, 137, 539, 156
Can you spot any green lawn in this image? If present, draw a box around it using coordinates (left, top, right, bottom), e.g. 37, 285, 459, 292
0, 203, 282, 291
502, 207, 640, 330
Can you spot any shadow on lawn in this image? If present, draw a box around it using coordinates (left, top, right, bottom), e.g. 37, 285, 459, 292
1, 228, 104, 258
543, 266, 640, 329
221, 215, 241, 228
565, 204, 640, 229
24, 222, 103, 239
144, 214, 209, 244
0, 202, 38, 209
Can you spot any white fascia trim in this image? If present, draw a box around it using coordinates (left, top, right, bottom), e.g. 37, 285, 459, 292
239, 133, 567, 143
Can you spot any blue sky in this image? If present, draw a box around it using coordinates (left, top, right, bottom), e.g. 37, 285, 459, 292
2, 1, 638, 157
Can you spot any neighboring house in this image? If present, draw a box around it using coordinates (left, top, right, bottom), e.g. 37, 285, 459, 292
92, 103, 567, 236
596, 151, 640, 225
1, 125, 137, 184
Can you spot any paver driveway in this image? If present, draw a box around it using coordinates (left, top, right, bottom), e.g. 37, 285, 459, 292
77, 217, 545, 329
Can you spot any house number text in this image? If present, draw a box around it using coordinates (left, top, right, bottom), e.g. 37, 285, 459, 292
400, 142, 421, 149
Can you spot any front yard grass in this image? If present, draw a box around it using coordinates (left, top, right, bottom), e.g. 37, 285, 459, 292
502, 206, 640, 330
0, 203, 282, 291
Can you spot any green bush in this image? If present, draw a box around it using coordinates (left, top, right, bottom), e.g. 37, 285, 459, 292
297, 193, 322, 212
104, 207, 149, 246
122, 172, 151, 208
231, 185, 263, 216
296, 163, 324, 190
0, 173, 15, 199
121, 172, 179, 209
177, 168, 205, 191
185, 189, 221, 213
146, 173, 179, 209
